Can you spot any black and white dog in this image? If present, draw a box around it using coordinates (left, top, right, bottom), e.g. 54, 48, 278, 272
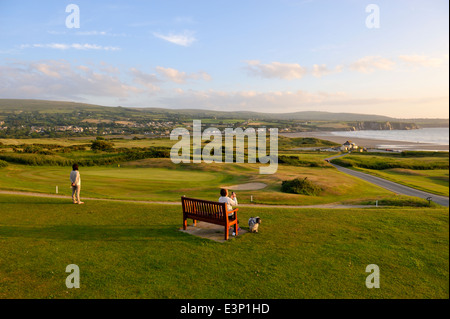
248, 216, 261, 233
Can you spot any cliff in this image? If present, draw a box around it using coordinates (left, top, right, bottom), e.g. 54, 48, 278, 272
349, 121, 419, 131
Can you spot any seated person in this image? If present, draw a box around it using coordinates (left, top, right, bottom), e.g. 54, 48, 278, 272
218, 188, 238, 219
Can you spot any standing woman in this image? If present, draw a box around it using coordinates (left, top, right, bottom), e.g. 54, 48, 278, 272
70, 164, 84, 204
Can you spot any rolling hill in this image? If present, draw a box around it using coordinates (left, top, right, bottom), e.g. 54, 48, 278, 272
2, 99, 447, 124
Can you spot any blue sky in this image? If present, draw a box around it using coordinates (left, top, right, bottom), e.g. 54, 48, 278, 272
0, 0, 448, 118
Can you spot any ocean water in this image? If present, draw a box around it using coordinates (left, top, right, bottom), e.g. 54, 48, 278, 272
330, 127, 449, 146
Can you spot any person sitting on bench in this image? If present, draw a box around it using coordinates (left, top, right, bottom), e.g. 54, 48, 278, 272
219, 188, 238, 220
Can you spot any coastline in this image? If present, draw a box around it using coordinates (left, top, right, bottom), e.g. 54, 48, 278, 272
281, 131, 449, 151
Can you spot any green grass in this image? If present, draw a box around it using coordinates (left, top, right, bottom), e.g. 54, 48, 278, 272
331, 154, 449, 170
1, 134, 333, 151
0, 159, 394, 205
355, 168, 449, 197
0, 194, 448, 299
1, 137, 447, 204
0, 137, 176, 149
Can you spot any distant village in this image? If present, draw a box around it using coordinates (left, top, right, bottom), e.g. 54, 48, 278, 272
0, 120, 177, 137
0, 116, 288, 138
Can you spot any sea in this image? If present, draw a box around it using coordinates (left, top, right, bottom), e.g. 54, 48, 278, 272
330, 127, 449, 149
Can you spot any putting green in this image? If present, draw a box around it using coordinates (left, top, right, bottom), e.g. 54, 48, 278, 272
83, 167, 217, 182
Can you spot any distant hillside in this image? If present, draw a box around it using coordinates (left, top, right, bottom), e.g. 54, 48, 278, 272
0, 99, 123, 113
133, 107, 396, 121
0, 99, 406, 121
0, 99, 447, 125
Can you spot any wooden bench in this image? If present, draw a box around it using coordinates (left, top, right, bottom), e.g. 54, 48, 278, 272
181, 196, 238, 240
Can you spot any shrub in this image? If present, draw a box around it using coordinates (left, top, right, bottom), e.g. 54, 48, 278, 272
123, 147, 170, 161
23, 145, 42, 154
0, 159, 8, 168
331, 156, 448, 170
91, 140, 115, 152
0, 153, 72, 166
278, 155, 328, 167
281, 177, 322, 196
364, 196, 437, 207
401, 151, 449, 158
0, 146, 171, 167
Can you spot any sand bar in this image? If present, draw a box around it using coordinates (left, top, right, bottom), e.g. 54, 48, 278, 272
222, 183, 268, 191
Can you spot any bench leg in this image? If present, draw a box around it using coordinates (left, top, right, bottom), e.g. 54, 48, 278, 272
235, 223, 238, 236
225, 226, 229, 240
193, 219, 197, 227
183, 217, 187, 230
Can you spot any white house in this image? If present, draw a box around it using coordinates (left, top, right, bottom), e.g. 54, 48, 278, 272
342, 140, 359, 151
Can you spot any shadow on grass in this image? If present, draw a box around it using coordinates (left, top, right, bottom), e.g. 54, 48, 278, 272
0, 202, 79, 206
0, 225, 191, 242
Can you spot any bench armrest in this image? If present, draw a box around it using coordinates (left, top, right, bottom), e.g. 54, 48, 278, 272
227, 208, 238, 220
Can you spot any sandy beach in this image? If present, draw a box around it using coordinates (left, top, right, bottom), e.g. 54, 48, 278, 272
281, 131, 449, 151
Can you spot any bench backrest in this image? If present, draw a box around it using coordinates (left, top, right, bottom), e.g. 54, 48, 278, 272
181, 196, 228, 221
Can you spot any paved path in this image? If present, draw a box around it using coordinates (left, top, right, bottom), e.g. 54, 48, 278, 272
326, 154, 449, 207
0, 190, 373, 209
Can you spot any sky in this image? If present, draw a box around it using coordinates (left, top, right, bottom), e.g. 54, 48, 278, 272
0, 0, 448, 118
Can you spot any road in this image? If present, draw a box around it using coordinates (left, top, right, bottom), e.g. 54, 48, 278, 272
326, 154, 449, 207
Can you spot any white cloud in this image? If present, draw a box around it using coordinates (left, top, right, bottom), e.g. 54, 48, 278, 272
311, 64, 344, 78
0, 60, 139, 100
75, 31, 107, 36
153, 30, 196, 47
244, 54, 445, 79
158, 88, 349, 112
244, 60, 344, 79
130, 68, 161, 92
156, 67, 188, 83
74, 30, 128, 37
35, 63, 65, 78
244, 60, 307, 80
154, 88, 448, 118
349, 56, 395, 73
2, 59, 446, 118
155, 67, 211, 83
21, 43, 120, 51
99, 61, 120, 74
398, 54, 445, 68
